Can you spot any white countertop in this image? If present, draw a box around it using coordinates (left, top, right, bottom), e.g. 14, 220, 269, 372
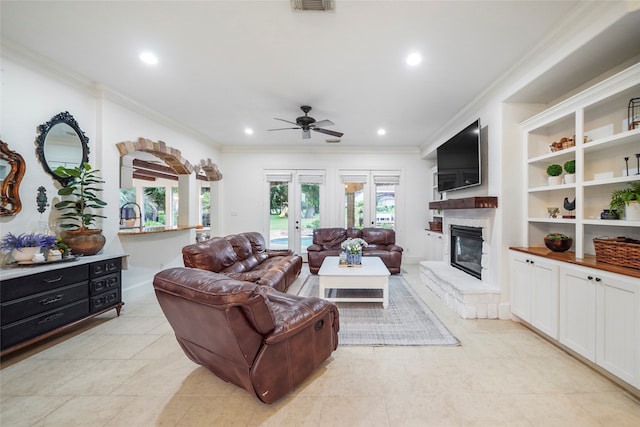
0, 252, 128, 281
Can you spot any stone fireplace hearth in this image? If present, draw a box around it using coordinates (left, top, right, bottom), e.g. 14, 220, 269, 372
421, 197, 502, 319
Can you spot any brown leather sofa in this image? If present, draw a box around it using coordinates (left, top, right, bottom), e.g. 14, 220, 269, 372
153, 267, 339, 404
182, 231, 302, 293
307, 227, 403, 274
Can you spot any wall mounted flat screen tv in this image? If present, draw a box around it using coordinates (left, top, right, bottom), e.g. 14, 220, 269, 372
437, 119, 481, 192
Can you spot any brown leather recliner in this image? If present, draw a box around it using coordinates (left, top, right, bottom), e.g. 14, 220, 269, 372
307, 227, 403, 274
182, 231, 302, 293
153, 267, 339, 404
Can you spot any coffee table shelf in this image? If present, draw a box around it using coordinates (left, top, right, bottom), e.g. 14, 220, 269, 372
318, 256, 390, 308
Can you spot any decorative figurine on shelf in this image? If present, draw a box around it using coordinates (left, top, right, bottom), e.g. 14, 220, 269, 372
547, 207, 560, 219
636, 154, 640, 175
628, 98, 640, 130
563, 197, 576, 219
625, 156, 630, 176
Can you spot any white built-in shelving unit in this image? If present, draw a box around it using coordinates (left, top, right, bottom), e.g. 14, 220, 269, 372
520, 62, 640, 259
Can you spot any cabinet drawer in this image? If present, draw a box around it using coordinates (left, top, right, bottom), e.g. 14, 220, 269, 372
1, 299, 89, 350
1, 282, 88, 325
89, 272, 120, 295
90, 258, 121, 278
1, 264, 88, 301
90, 288, 121, 313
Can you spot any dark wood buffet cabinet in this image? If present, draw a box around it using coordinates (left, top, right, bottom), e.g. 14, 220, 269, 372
0, 253, 126, 356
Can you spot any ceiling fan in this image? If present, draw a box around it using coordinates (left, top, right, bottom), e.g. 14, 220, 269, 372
268, 105, 344, 140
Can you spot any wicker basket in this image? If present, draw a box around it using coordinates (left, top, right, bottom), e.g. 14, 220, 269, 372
593, 237, 640, 270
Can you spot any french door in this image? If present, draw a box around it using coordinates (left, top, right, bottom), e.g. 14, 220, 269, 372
265, 170, 325, 258
341, 171, 399, 230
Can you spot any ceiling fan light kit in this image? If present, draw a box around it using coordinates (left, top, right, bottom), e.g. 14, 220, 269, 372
268, 105, 344, 140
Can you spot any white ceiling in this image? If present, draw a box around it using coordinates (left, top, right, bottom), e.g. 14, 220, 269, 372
2, 0, 636, 149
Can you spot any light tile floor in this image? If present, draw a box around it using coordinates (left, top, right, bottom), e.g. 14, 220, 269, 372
1, 264, 639, 426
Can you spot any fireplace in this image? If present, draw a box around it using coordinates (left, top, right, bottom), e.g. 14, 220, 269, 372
450, 225, 483, 279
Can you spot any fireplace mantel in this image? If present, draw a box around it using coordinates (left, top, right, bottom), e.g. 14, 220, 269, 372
429, 197, 498, 210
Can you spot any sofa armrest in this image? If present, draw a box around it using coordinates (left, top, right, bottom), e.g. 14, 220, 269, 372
263, 291, 338, 344
387, 244, 404, 252
265, 249, 294, 257
306, 244, 323, 252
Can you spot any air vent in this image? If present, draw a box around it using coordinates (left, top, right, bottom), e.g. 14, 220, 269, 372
291, 0, 335, 12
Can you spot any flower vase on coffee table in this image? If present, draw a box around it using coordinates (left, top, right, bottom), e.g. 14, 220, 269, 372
346, 250, 362, 265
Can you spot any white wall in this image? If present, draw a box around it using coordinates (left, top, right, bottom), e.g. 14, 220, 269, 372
221, 148, 431, 264
0, 55, 221, 299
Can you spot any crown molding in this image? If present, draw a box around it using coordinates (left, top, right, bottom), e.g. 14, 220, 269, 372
221, 144, 420, 155
1, 38, 220, 149
419, 1, 632, 156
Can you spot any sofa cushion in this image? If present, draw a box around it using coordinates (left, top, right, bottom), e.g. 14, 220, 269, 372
183, 237, 238, 271
361, 228, 395, 246
312, 228, 348, 250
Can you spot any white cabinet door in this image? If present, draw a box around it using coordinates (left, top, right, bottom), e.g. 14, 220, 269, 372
559, 265, 597, 361
596, 272, 640, 388
510, 251, 559, 338
530, 258, 559, 339
510, 251, 533, 322
424, 231, 445, 262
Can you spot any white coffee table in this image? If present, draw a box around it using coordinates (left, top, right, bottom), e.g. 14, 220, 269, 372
318, 256, 390, 308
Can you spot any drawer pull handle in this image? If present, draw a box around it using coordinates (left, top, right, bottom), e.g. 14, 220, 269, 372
40, 294, 63, 306
43, 276, 63, 284
38, 312, 64, 324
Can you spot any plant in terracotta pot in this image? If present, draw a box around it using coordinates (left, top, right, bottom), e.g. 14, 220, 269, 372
609, 181, 640, 221
54, 162, 108, 256
544, 233, 573, 252
563, 160, 576, 184
546, 164, 563, 185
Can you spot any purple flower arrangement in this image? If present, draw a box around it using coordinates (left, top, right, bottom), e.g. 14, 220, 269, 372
0, 232, 58, 252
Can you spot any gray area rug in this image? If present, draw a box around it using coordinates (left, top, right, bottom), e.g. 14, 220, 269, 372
298, 275, 460, 346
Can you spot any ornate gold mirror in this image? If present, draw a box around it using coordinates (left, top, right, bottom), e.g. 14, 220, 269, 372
0, 140, 26, 216
35, 111, 89, 185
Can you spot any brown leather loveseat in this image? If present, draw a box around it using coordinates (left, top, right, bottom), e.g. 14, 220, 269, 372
153, 267, 339, 404
307, 227, 403, 274
182, 231, 302, 293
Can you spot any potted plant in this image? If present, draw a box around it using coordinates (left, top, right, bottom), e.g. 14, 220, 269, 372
544, 232, 573, 252
563, 160, 576, 184
609, 181, 640, 221
0, 232, 57, 262
546, 164, 563, 185
54, 162, 108, 255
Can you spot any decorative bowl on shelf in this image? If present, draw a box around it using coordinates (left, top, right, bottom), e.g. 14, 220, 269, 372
544, 233, 573, 252
428, 221, 443, 232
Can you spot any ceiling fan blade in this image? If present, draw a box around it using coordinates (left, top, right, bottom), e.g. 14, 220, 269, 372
273, 117, 299, 126
312, 119, 334, 128
313, 128, 344, 138
267, 127, 300, 131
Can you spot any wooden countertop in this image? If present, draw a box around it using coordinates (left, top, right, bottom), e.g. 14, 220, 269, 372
510, 246, 640, 279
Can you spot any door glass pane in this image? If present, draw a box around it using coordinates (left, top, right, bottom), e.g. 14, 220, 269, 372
200, 187, 211, 227
344, 182, 364, 228
300, 183, 320, 252
171, 186, 179, 228
143, 187, 166, 230
375, 184, 395, 229
269, 181, 289, 249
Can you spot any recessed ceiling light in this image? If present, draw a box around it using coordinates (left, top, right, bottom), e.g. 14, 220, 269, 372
406, 52, 422, 66
244, 128, 254, 135
139, 51, 158, 65
377, 128, 386, 136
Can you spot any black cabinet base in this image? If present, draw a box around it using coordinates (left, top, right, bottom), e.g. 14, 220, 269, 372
0, 302, 123, 357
